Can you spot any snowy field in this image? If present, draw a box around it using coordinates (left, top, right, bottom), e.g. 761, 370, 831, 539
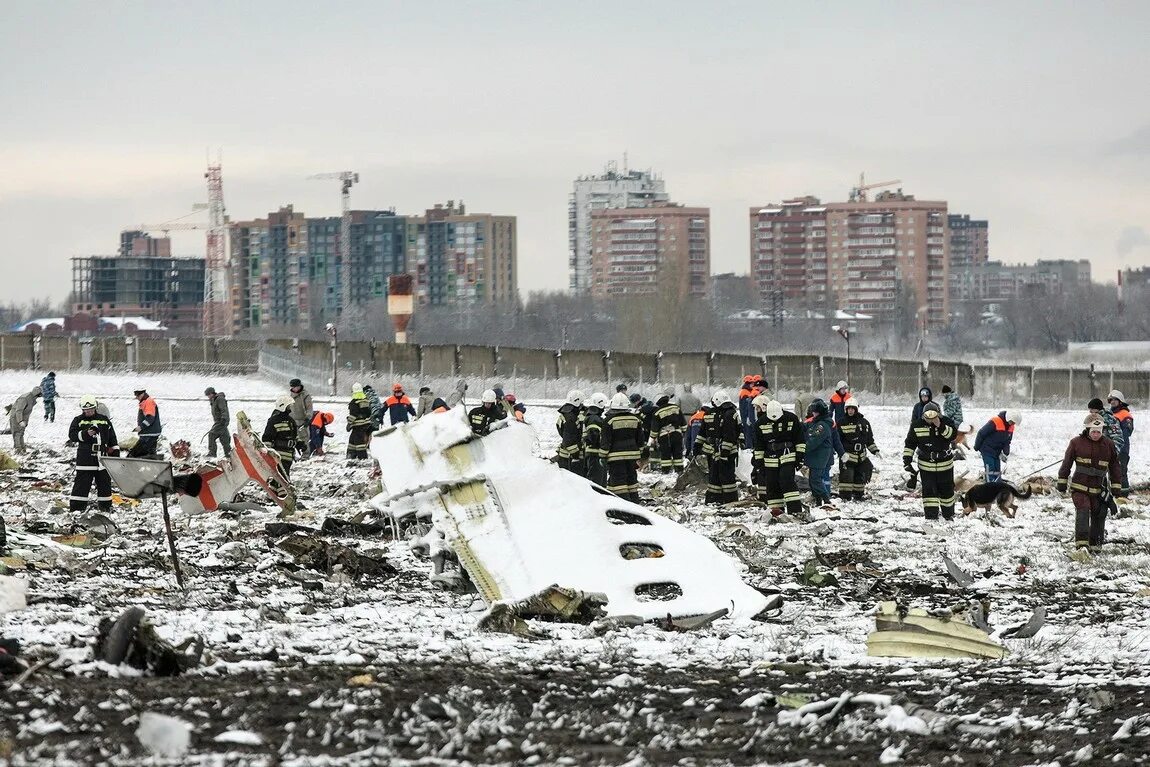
3, 370, 1150, 765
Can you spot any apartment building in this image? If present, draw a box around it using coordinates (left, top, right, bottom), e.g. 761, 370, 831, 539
590, 203, 710, 299
948, 214, 989, 268
406, 202, 517, 307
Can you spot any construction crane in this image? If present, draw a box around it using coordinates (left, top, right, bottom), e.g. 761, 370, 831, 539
308, 171, 359, 319
848, 173, 902, 203
132, 221, 209, 236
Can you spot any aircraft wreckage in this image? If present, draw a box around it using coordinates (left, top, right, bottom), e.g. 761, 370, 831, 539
367, 411, 773, 622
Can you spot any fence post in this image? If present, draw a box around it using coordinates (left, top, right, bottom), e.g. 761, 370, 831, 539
1030, 368, 1036, 406
706, 352, 714, 388
1068, 368, 1073, 405
1110, 370, 1114, 397
773, 363, 779, 391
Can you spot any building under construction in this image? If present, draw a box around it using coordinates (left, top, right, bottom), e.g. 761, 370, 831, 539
71, 245, 206, 335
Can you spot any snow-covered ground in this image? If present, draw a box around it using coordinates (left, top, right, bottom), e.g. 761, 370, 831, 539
3, 370, 1150, 765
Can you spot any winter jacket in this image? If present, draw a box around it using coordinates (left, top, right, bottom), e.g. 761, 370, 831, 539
137, 395, 161, 437
974, 412, 1014, 458
652, 398, 686, 437
639, 400, 658, 435
68, 412, 117, 467
829, 391, 849, 425
910, 387, 934, 423
262, 410, 297, 461
1057, 432, 1121, 496
942, 391, 964, 425
468, 403, 505, 436
582, 410, 607, 459
697, 405, 716, 457
40, 375, 57, 402
445, 379, 469, 409
8, 389, 39, 431
416, 391, 436, 418
556, 403, 584, 460
348, 395, 374, 431
738, 384, 757, 426
1097, 410, 1125, 454
837, 410, 879, 460
710, 402, 741, 461
364, 388, 384, 426
804, 413, 835, 469
903, 415, 958, 470
209, 392, 230, 430
678, 388, 702, 419
289, 388, 314, 430
602, 408, 648, 462
385, 393, 416, 425
752, 411, 805, 468
1111, 401, 1134, 456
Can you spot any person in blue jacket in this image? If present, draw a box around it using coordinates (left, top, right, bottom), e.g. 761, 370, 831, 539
973, 410, 1021, 482
804, 398, 835, 506
384, 383, 417, 425
911, 387, 933, 423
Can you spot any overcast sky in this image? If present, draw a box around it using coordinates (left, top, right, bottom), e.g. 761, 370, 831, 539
2, 0, 1148, 306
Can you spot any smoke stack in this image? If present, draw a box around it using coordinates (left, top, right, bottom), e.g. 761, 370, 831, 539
388, 274, 415, 344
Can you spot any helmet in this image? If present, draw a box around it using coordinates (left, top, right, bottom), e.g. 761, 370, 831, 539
921, 401, 941, 418
712, 389, 732, 406
392, 383, 403, 393
133, 387, 147, 395
1108, 390, 1125, 403
1004, 410, 1022, 426
1085, 415, 1105, 430
808, 398, 828, 417
481, 389, 497, 404
919, 387, 932, 400
765, 400, 784, 421
629, 393, 642, 406
274, 396, 292, 413
610, 392, 632, 410
505, 393, 518, 404
844, 396, 859, 410
79, 394, 98, 410
751, 394, 770, 411
566, 389, 584, 407
836, 380, 849, 392
352, 382, 363, 394
742, 375, 754, 384
589, 392, 609, 410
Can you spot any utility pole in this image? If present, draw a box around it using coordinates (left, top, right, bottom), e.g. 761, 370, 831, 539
308, 171, 359, 322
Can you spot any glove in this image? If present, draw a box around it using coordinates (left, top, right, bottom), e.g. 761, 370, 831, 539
346, 424, 353, 432
106, 446, 120, 457
905, 467, 918, 491
869, 445, 881, 456
1055, 478, 1067, 494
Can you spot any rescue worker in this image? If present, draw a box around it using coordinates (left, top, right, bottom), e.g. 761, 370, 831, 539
1057, 414, 1122, 549
468, 389, 506, 436
384, 383, 417, 425
347, 383, 375, 460
602, 392, 647, 502
911, 386, 934, 423
752, 397, 805, 516
416, 386, 436, 418
903, 401, 958, 521
67, 395, 118, 513
204, 386, 231, 458
1088, 398, 1125, 456
40, 372, 57, 423
309, 411, 335, 455
263, 396, 298, 477
651, 392, 686, 473
836, 396, 880, 501
738, 376, 758, 448
678, 383, 703, 457
804, 398, 835, 506
829, 381, 850, 424
582, 392, 609, 487
697, 396, 718, 466
504, 393, 526, 422
974, 410, 1021, 483
362, 384, 384, 428
288, 378, 314, 455
1107, 390, 1134, 498
705, 389, 741, 505
556, 390, 586, 475
7, 386, 41, 454
128, 387, 161, 458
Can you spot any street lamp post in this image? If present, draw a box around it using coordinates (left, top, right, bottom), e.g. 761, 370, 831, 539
326, 322, 338, 396
831, 324, 851, 387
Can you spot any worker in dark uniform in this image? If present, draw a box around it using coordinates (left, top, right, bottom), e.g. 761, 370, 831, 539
705, 389, 741, 505
555, 389, 585, 475
129, 387, 161, 458
752, 397, 805, 517
263, 396, 298, 477
903, 400, 957, 520
696, 398, 716, 467
582, 392, 609, 487
1057, 414, 1123, 549
468, 389, 507, 436
67, 394, 118, 513
651, 392, 686, 473
602, 393, 646, 502
836, 396, 880, 501
347, 383, 374, 460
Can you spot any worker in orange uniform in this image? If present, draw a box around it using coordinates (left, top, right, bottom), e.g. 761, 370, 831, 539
384, 383, 417, 426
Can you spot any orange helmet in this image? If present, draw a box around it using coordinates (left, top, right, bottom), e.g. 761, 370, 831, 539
392, 383, 403, 393
322, 412, 335, 425
743, 375, 754, 383
505, 394, 517, 404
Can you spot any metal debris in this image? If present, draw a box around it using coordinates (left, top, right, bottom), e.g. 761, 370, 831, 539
943, 554, 975, 587
1000, 605, 1046, 639
867, 600, 1007, 660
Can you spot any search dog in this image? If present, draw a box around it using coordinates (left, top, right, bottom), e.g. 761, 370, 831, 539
960, 480, 1032, 519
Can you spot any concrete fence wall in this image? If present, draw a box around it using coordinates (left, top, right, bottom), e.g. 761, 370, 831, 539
5, 334, 1146, 405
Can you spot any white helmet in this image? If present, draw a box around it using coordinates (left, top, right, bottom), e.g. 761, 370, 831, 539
1085, 415, 1105, 431
481, 389, 497, 404
712, 389, 732, 406
1004, 410, 1022, 426
566, 389, 585, 407
610, 392, 632, 410
1108, 390, 1124, 403
836, 380, 849, 392
589, 392, 609, 410
764, 400, 784, 421
274, 395, 292, 413
751, 394, 770, 412
352, 381, 364, 394
844, 396, 859, 410
79, 394, 98, 410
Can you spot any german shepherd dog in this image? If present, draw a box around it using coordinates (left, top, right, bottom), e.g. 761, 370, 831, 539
960, 481, 1032, 518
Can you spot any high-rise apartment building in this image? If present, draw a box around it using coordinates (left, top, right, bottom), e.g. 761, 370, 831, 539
950, 259, 1091, 311
72, 253, 205, 334
750, 191, 950, 328
407, 202, 517, 307
590, 204, 709, 298
569, 163, 668, 292
948, 214, 989, 268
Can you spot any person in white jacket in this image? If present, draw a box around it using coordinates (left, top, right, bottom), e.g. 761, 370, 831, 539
7, 386, 42, 454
